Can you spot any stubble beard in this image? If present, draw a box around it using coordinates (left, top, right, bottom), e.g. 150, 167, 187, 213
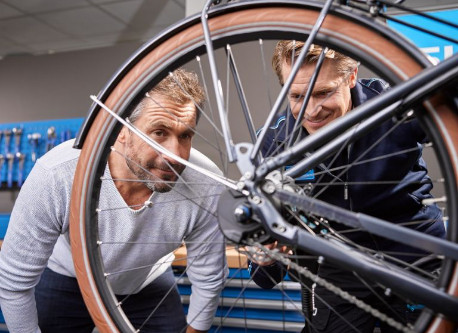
125, 158, 185, 193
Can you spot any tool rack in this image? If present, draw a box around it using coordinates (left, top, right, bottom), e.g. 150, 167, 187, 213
0, 118, 84, 189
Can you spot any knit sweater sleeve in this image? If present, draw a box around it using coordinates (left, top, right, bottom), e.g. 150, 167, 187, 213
184, 203, 228, 331
182, 150, 228, 331
0, 144, 76, 333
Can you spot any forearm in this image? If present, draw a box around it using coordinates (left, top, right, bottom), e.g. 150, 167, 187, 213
0, 229, 48, 333
0, 162, 66, 333
0, 288, 40, 333
185, 228, 227, 330
0, 234, 44, 333
187, 288, 221, 331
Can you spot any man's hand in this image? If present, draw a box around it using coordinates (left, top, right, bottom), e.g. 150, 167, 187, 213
247, 241, 292, 266
186, 326, 207, 333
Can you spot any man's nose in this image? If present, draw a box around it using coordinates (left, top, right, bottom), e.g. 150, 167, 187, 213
161, 137, 182, 163
305, 100, 322, 117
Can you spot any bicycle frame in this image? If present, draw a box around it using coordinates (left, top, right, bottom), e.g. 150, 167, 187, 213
239, 48, 458, 322
199, 0, 458, 321
261, 188, 458, 319
68, 1, 458, 330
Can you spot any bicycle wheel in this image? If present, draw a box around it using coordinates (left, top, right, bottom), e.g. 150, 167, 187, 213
69, 1, 457, 332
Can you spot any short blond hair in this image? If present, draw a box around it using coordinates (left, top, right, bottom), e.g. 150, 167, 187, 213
272, 40, 358, 85
129, 68, 205, 123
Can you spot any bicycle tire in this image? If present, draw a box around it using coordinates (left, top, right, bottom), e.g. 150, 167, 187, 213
69, 1, 457, 332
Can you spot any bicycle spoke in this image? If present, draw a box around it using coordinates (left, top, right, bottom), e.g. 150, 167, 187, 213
69, 3, 458, 332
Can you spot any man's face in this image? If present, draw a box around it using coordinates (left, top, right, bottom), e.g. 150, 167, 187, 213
281, 59, 357, 134
122, 94, 196, 193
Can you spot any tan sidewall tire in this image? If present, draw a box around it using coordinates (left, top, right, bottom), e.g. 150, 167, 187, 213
69, 5, 458, 332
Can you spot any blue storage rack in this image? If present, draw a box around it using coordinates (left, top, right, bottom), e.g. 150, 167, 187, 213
175, 267, 304, 333
0, 214, 9, 239
0, 214, 9, 329
0, 118, 84, 189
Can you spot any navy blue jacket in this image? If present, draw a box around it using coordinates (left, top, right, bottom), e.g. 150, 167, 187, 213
250, 79, 445, 290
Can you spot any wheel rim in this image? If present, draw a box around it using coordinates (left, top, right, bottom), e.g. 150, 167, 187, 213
70, 3, 458, 332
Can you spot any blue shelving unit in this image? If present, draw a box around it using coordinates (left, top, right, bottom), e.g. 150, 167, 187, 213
0, 214, 9, 330
175, 268, 304, 333
0, 118, 84, 189
0, 214, 8, 240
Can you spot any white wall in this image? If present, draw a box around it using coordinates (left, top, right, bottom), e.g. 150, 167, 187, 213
0, 41, 143, 210
0, 42, 142, 123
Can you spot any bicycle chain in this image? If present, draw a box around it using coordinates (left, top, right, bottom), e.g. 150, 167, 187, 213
247, 240, 414, 333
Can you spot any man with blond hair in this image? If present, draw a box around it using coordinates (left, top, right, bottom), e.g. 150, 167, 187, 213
250, 41, 445, 333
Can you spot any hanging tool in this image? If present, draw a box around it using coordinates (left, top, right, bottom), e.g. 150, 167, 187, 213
6, 153, 14, 188
12, 127, 23, 154
3, 129, 11, 155
16, 152, 26, 187
0, 154, 4, 187
46, 127, 56, 152
28, 133, 41, 162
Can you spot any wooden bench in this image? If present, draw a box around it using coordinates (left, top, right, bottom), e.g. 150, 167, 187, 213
173, 245, 248, 268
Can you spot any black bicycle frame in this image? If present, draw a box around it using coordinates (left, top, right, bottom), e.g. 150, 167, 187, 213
245, 54, 458, 320
249, 185, 458, 319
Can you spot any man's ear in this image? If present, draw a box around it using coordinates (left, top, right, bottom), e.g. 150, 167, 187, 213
348, 67, 358, 88
117, 127, 129, 144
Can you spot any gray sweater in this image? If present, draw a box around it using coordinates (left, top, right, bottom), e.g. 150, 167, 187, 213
0, 139, 227, 332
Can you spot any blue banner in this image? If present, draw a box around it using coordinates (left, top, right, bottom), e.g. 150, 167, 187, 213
388, 9, 458, 62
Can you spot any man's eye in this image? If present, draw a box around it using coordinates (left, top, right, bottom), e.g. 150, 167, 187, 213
290, 94, 303, 100
318, 91, 331, 97
152, 130, 165, 137
180, 133, 193, 140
